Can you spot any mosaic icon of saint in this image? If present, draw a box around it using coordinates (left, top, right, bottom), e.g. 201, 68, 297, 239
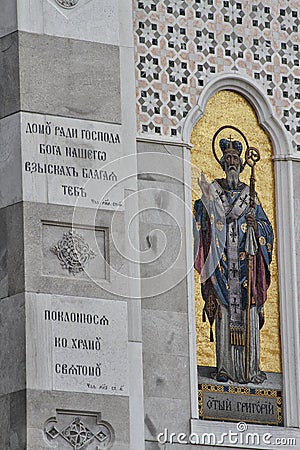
194, 136, 273, 384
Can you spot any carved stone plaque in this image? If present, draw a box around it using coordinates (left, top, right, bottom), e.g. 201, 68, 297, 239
21, 112, 124, 210
26, 294, 129, 395
42, 224, 107, 281
50, 230, 97, 275
45, 410, 115, 449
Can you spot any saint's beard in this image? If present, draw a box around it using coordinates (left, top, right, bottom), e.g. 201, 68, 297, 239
225, 165, 240, 189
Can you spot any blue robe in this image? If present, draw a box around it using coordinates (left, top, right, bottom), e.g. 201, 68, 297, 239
194, 179, 273, 332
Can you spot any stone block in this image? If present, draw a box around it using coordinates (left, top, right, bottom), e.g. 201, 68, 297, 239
144, 397, 190, 443
0, 0, 18, 38
293, 163, 300, 200
141, 267, 188, 307
296, 241, 300, 261
138, 176, 190, 301
19, 32, 121, 123
141, 278, 188, 313
6, 203, 25, 297
0, 33, 20, 119
142, 310, 189, 357
0, 294, 25, 396
42, 222, 106, 280
27, 389, 130, 449
139, 223, 187, 271
137, 143, 185, 184
0, 114, 22, 209
145, 441, 166, 450
10, 390, 26, 450
0, 203, 24, 300
0, 391, 26, 450
138, 180, 185, 227
294, 199, 300, 240
23, 202, 130, 299
0, 208, 8, 300
0, 394, 10, 449
26, 293, 129, 395
18, 0, 119, 46
20, 112, 124, 210
143, 353, 190, 400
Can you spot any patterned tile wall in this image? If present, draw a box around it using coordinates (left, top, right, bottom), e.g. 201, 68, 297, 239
134, 0, 300, 150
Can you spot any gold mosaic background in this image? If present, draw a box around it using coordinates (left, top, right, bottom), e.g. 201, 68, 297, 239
191, 90, 282, 373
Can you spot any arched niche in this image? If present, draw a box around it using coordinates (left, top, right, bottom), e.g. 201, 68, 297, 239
182, 73, 300, 430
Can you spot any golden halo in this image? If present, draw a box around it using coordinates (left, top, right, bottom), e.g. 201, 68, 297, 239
212, 125, 249, 167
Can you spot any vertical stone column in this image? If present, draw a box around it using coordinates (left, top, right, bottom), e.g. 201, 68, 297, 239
0, 1, 143, 448
137, 141, 193, 448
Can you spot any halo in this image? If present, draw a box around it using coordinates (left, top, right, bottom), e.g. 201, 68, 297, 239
212, 125, 249, 167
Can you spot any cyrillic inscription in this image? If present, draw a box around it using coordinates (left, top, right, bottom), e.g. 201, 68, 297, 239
22, 113, 124, 210
26, 294, 129, 395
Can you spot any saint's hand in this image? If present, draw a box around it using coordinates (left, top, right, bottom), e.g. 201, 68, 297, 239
198, 172, 210, 199
246, 213, 258, 232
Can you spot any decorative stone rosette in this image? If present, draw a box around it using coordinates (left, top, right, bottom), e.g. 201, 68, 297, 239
51, 230, 96, 275
55, 0, 79, 8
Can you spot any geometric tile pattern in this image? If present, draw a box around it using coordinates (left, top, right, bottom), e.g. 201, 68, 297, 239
137, 54, 162, 82
134, 0, 300, 150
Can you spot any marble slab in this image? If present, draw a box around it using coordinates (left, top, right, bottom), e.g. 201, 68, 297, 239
15, 0, 119, 45
21, 112, 124, 210
42, 222, 107, 280
26, 293, 129, 395
0, 114, 22, 208
0, 1, 17, 38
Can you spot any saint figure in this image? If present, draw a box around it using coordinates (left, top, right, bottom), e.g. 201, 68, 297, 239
194, 138, 273, 384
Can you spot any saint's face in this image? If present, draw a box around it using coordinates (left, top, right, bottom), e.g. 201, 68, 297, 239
224, 151, 240, 171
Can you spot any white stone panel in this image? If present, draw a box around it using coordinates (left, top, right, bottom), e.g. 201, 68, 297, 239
42, 223, 107, 280
26, 293, 129, 395
21, 112, 124, 210
0, 0, 17, 38
0, 114, 22, 209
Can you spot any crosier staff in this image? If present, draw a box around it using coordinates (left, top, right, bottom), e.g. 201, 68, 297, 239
245, 146, 260, 383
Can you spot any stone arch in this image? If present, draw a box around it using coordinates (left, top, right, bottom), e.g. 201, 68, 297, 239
182, 72, 291, 157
